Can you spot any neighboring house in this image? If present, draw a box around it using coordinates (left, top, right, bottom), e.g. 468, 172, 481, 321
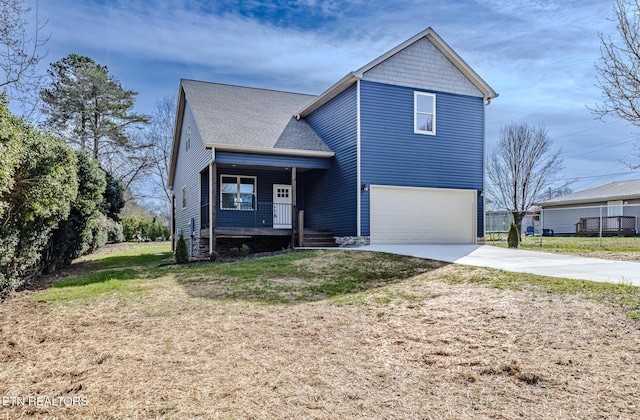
538, 180, 640, 236
486, 211, 537, 234
168, 27, 498, 255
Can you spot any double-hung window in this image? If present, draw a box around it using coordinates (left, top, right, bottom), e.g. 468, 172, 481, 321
220, 175, 256, 210
414, 92, 436, 135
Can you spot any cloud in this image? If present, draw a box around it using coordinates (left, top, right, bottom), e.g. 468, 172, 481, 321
37, 0, 402, 91
27, 0, 638, 187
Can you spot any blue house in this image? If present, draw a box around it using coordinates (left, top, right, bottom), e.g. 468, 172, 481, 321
168, 28, 497, 254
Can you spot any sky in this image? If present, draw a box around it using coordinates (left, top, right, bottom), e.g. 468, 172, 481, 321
20, 0, 640, 194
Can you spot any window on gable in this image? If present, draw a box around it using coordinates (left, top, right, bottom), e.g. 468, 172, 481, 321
185, 125, 191, 151
182, 186, 187, 209
220, 175, 257, 211
414, 92, 436, 135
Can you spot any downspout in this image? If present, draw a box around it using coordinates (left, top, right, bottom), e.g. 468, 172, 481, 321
481, 90, 495, 240
356, 79, 362, 237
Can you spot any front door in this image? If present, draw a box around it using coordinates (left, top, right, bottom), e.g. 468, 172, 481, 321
273, 184, 292, 228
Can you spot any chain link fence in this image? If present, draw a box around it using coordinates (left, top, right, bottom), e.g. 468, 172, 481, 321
486, 203, 640, 248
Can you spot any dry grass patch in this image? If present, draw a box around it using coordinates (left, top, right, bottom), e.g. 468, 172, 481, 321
1, 245, 640, 418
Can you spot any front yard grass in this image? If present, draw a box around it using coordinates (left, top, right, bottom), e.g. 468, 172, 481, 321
487, 234, 640, 261
2, 242, 640, 418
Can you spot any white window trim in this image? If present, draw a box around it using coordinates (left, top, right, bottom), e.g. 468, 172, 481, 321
414, 91, 436, 135
219, 174, 257, 211
181, 186, 187, 209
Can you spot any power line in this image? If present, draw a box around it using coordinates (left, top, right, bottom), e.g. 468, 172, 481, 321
554, 121, 622, 140
558, 171, 637, 181
563, 138, 637, 159
560, 136, 636, 155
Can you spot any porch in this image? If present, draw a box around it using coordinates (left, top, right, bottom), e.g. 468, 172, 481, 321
575, 216, 637, 237
196, 150, 333, 251
200, 202, 297, 237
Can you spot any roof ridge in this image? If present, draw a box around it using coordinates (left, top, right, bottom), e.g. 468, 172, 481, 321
181, 78, 318, 98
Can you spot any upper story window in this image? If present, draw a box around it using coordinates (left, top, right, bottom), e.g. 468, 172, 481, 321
414, 92, 436, 135
182, 186, 187, 209
220, 175, 257, 210
185, 125, 191, 151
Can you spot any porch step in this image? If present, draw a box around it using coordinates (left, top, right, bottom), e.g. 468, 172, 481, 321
301, 229, 338, 248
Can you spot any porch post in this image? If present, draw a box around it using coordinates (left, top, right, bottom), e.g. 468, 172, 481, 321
291, 167, 297, 247
209, 161, 217, 253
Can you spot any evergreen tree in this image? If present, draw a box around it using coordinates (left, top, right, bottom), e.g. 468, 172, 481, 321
175, 235, 189, 264
40, 54, 151, 189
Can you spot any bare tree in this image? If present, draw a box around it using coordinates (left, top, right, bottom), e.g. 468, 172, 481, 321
147, 95, 175, 206
99, 129, 154, 193
486, 122, 563, 235
0, 0, 48, 116
593, 0, 640, 168
118, 95, 175, 220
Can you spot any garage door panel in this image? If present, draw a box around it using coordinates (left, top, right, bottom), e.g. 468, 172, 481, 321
370, 185, 476, 244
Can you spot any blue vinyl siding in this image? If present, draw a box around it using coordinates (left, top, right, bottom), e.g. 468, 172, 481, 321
304, 84, 358, 236
359, 80, 485, 237
216, 167, 296, 229
215, 151, 330, 169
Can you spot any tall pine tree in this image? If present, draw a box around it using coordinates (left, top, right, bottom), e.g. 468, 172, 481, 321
40, 54, 151, 190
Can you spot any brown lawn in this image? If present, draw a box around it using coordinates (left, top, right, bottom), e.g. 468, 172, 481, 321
1, 249, 639, 419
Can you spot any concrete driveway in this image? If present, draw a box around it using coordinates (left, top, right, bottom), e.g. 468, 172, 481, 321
356, 244, 640, 286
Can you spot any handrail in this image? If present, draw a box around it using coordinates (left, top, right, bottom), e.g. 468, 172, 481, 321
212, 201, 295, 229
575, 215, 636, 235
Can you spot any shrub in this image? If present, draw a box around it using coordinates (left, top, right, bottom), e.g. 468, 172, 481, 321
40, 151, 106, 272
82, 212, 109, 255
229, 247, 240, 258
101, 171, 125, 221
107, 220, 124, 243
175, 235, 189, 263
0, 97, 78, 296
240, 244, 251, 257
507, 223, 519, 248
121, 214, 169, 242
208, 251, 219, 262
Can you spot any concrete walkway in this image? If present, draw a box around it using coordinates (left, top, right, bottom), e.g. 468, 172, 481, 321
356, 244, 640, 286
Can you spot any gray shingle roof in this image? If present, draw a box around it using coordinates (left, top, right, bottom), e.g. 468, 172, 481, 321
181, 80, 331, 153
540, 179, 640, 206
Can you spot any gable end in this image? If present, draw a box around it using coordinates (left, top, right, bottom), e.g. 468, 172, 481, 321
361, 37, 482, 97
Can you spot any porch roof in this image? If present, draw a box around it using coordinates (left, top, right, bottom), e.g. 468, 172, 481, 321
215, 151, 331, 170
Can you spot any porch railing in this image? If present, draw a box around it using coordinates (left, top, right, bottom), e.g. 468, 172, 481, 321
575, 216, 636, 237
200, 202, 294, 230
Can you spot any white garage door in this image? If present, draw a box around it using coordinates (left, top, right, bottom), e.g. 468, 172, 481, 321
370, 185, 477, 244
